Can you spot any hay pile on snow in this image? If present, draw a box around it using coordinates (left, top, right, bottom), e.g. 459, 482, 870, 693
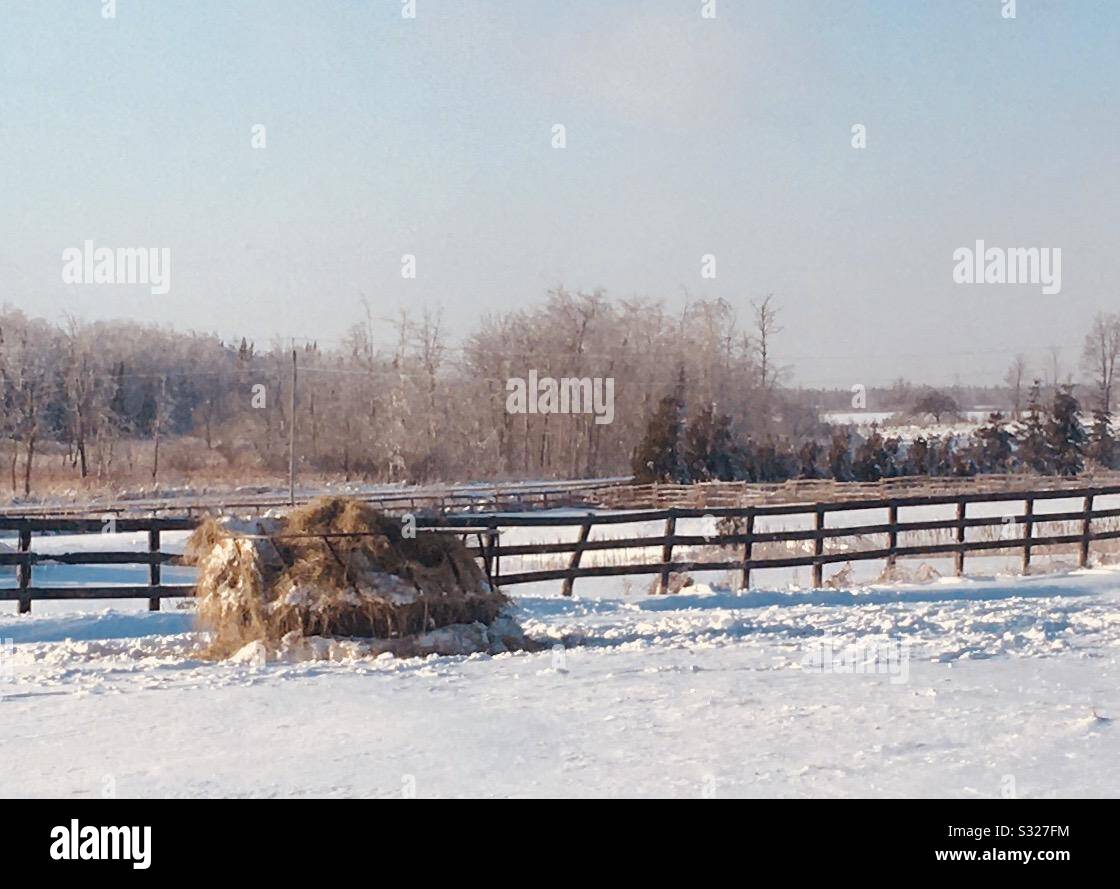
185, 497, 530, 660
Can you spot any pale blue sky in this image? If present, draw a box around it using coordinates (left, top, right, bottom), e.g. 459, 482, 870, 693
1, 0, 1117, 386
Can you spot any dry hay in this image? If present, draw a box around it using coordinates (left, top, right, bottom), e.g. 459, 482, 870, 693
823, 562, 855, 589
874, 561, 942, 585
185, 497, 514, 659
647, 571, 695, 595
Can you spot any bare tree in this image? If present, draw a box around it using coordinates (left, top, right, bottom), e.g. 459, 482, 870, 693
61, 317, 113, 479
0, 289, 843, 488
0, 314, 49, 495
912, 389, 960, 424
751, 294, 783, 392
750, 294, 786, 435
413, 306, 446, 455
1081, 311, 1120, 412
1004, 353, 1028, 419
1046, 345, 1063, 390
151, 375, 172, 481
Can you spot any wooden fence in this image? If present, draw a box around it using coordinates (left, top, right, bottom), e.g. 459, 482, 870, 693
3, 483, 1120, 610
0, 477, 630, 519
435, 483, 1120, 594
0, 515, 197, 613
589, 472, 1120, 510
0, 516, 498, 614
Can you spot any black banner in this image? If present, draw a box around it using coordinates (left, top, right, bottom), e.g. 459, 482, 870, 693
2, 800, 1110, 874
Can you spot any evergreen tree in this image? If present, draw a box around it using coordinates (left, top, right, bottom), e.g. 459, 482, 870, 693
1016, 380, 1052, 474
682, 404, 713, 482
928, 435, 956, 476
828, 428, 853, 481
972, 411, 1014, 472
755, 438, 781, 481
950, 447, 978, 477
631, 368, 686, 482
1087, 409, 1117, 469
682, 404, 739, 482
901, 435, 932, 476
883, 435, 902, 477
773, 437, 799, 481
797, 439, 823, 479
738, 438, 760, 482
1046, 383, 1087, 476
852, 426, 897, 481
708, 411, 738, 480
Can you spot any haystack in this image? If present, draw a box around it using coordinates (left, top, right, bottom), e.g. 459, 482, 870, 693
185, 497, 529, 659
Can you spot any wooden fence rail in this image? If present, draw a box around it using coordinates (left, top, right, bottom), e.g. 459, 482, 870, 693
3, 483, 1120, 610
425, 483, 1120, 594
0, 477, 631, 519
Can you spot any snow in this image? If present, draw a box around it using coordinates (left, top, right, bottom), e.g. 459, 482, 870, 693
2, 562, 1119, 797
818, 409, 993, 442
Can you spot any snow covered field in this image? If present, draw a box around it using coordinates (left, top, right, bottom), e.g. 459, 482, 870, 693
3, 561, 1119, 798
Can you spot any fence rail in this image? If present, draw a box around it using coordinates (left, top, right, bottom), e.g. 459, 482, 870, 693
3, 483, 1120, 610
436, 483, 1120, 593
584, 472, 1120, 510
0, 477, 629, 519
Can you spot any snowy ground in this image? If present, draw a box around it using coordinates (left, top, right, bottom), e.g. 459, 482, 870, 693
2, 560, 1119, 798
818, 409, 992, 441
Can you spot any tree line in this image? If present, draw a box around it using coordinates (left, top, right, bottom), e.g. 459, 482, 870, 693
633, 378, 1115, 483
0, 292, 800, 494
2, 297, 1117, 495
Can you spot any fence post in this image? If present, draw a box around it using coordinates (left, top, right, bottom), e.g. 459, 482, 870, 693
1021, 497, 1034, 575
562, 517, 593, 597
492, 526, 501, 587
738, 508, 755, 591
1079, 494, 1094, 568
478, 527, 500, 589
148, 527, 161, 611
659, 511, 676, 594
17, 527, 31, 614
887, 502, 899, 572
954, 499, 967, 576
477, 531, 492, 585
812, 508, 824, 588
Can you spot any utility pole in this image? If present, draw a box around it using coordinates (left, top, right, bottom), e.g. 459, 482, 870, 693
288, 347, 297, 506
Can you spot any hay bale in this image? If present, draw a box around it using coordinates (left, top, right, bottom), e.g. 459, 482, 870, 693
186, 497, 515, 659
226, 615, 540, 665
